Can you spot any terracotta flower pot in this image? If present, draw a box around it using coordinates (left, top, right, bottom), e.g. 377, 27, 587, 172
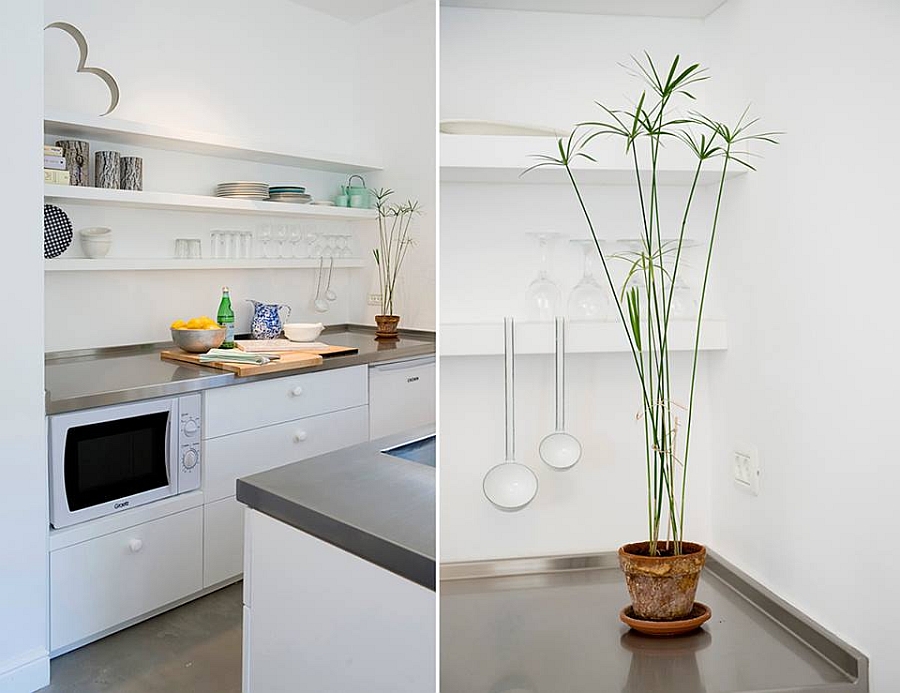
618, 541, 707, 621
375, 314, 400, 339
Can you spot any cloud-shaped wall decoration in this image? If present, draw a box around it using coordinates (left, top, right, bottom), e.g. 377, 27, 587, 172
44, 22, 120, 117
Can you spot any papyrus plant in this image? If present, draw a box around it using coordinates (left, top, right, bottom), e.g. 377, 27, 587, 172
528, 55, 779, 556
372, 188, 420, 316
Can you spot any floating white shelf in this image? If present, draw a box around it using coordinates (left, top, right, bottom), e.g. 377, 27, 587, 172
440, 320, 727, 356
45, 258, 365, 272
45, 109, 382, 173
440, 134, 747, 186
44, 185, 378, 220
440, 1, 727, 19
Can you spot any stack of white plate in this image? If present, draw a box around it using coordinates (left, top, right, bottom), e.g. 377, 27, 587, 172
268, 185, 312, 204
215, 182, 269, 200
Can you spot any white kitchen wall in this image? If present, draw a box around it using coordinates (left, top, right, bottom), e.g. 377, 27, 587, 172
0, 3, 50, 691
439, 8, 725, 561
43, 0, 435, 349
350, 0, 437, 330
702, 1, 897, 689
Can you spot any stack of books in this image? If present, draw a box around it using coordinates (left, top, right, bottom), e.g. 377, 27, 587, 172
44, 145, 70, 185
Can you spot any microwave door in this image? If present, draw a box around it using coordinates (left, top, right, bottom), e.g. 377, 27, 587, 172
49, 398, 179, 528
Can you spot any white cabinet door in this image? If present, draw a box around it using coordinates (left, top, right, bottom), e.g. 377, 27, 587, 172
50, 507, 203, 652
243, 509, 434, 693
203, 495, 244, 588
369, 357, 436, 439
203, 366, 368, 439
203, 405, 369, 503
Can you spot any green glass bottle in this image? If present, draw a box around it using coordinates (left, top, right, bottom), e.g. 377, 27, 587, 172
217, 286, 235, 348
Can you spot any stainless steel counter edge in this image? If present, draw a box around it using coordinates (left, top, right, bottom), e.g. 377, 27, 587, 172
236, 426, 435, 592
45, 325, 435, 414
441, 550, 868, 692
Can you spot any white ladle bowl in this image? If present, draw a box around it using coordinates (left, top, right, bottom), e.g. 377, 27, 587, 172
484, 462, 538, 511
539, 316, 582, 470
539, 431, 582, 470
483, 317, 538, 511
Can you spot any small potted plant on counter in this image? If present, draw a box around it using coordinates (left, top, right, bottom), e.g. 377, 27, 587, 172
528, 54, 779, 632
372, 188, 421, 339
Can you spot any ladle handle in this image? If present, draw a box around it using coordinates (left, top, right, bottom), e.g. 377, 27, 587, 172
504, 317, 515, 463
555, 316, 565, 431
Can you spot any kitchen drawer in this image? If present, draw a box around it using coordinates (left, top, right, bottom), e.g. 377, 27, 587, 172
50, 506, 203, 652
203, 495, 244, 588
369, 357, 435, 439
203, 405, 369, 503
203, 365, 367, 438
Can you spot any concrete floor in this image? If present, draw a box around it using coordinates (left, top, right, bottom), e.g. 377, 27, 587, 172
39, 583, 242, 693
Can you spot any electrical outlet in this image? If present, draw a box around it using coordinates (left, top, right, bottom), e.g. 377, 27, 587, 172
367, 293, 382, 306
733, 447, 760, 495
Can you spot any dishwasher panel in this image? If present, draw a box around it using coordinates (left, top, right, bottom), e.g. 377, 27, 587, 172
369, 357, 436, 439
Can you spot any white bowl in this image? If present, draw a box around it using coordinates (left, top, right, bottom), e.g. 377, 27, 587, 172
80, 227, 111, 237
283, 322, 324, 342
79, 228, 112, 258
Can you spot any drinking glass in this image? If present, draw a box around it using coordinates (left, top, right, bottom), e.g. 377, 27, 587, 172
240, 232, 253, 259
208, 232, 221, 259
524, 231, 562, 321
567, 239, 611, 320
187, 238, 202, 259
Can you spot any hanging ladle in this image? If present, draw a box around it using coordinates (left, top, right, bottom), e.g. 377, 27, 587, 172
325, 257, 337, 302
483, 317, 538, 511
313, 257, 329, 313
539, 316, 582, 469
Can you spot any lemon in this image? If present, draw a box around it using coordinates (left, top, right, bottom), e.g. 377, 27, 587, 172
170, 319, 187, 329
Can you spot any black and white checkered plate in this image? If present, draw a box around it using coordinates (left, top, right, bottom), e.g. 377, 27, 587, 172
44, 204, 72, 259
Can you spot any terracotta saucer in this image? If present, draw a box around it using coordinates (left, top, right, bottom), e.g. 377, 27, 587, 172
619, 602, 711, 636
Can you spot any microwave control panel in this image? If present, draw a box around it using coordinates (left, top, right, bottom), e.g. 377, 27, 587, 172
177, 394, 202, 492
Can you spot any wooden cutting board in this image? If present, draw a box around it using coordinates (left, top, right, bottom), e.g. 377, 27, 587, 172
161, 343, 359, 376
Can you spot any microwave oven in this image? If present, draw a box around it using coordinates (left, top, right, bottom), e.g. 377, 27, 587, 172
48, 393, 202, 528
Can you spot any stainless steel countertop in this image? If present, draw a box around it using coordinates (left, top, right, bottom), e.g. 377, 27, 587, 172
236, 425, 435, 590
45, 325, 435, 414
441, 551, 867, 693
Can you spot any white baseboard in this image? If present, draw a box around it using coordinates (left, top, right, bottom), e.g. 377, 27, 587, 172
0, 649, 49, 693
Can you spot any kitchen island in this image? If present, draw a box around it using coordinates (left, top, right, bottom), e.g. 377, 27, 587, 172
441, 552, 867, 693
236, 426, 435, 693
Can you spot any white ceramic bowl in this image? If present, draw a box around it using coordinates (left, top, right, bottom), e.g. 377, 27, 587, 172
79, 228, 112, 258
283, 322, 324, 342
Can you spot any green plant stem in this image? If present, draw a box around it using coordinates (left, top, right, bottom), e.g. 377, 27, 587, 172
679, 144, 731, 535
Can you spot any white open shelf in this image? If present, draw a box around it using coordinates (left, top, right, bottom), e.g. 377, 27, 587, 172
44, 185, 378, 221
45, 109, 382, 173
440, 320, 727, 356
440, 134, 747, 186
45, 258, 365, 272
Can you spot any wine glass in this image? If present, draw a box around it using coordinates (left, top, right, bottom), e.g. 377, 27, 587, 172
336, 234, 351, 258
524, 231, 562, 321
259, 224, 275, 259
567, 239, 612, 321
289, 225, 303, 258
273, 224, 289, 258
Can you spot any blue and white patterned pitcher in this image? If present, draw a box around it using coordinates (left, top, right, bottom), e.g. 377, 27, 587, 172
248, 300, 291, 340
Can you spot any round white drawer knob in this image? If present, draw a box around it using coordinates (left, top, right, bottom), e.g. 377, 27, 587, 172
291, 386, 304, 397
293, 431, 308, 443
129, 539, 143, 553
